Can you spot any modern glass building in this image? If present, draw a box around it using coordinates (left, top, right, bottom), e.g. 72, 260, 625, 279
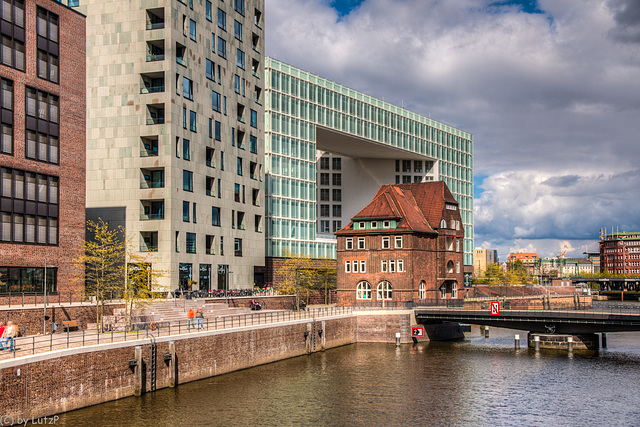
265, 58, 474, 266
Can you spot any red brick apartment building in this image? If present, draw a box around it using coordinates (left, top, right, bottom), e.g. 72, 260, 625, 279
335, 182, 464, 306
0, 0, 85, 296
600, 232, 640, 275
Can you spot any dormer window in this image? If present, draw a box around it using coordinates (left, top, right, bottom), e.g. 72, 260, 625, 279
371, 221, 377, 228
383, 220, 390, 228
359, 221, 365, 229
440, 219, 447, 228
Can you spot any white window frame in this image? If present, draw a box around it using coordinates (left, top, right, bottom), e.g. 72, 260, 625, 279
382, 236, 390, 249
440, 219, 447, 228
360, 260, 366, 273
456, 220, 460, 230
345, 238, 353, 250
353, 260, 359, 273
345, 260, 351, 273
395, 236, 402, 249
456, 240, 460, 252
377, 281, 392, 301
383, 220, 390, 228
397, 259, 404, 272
456, 261, 460, 273
452, 282, 458, 298
451, 219, 455, 229
440, 284, 447, 299
419, 281, 426, 299
358, 221, 365, 229
371, 221, 377, 228
358, 237, 365, 250
356, 281, 372, 299
389, 260, 396, 273
381, 260, 387, 273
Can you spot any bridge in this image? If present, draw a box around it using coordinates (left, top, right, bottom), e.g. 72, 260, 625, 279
414, 305, 640, 335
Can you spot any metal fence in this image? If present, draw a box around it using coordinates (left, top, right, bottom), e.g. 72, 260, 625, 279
0, 306, 353, 360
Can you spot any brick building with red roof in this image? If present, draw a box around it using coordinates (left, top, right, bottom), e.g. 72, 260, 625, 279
334, 182, 464, 306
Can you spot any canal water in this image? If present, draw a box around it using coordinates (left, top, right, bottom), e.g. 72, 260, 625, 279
54, 327, 640, 426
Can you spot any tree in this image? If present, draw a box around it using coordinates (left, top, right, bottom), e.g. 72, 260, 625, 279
276, 251, 337, 305
77, 219, 167, 332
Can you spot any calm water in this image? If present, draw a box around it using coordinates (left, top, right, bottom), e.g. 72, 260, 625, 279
53, 327, 640, 427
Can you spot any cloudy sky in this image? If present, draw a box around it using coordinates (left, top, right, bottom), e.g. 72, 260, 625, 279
265, 0, 640, 261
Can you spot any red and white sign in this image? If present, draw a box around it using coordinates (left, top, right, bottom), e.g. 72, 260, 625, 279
411, 326, 425, 337
490, 301, 500, 316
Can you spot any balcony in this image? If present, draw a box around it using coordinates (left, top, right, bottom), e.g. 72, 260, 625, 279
141, 72, 165, 94
140, 137, 158, 157
141, 200, 164, 220
140, 231, 158, 252
146, 8, 164, 30
146, 40, 165, 62
146, 104, 165, 125
176, 42, 187, 67
141, 168, 164, 189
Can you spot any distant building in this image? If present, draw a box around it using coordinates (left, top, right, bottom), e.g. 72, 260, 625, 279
584, 252, 600, 273
600, 232, 640, 275
507, 252, 539, 275
334, 182, 464, 306
474, 248, 498, 276
0, 0, 86, 296
535, 257, 594, 277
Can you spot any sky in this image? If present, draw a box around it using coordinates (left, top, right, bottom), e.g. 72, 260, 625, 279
264, 0, 640, 261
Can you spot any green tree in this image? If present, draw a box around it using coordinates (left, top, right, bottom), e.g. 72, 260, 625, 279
276, 251, 337, 305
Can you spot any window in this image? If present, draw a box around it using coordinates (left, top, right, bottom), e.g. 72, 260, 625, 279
206, 176, 215, 196
345, 238, 353, 250
383, 220, 390, 228
250, 109, 257, 128
332, 205, 341, 217
206, 147, 215, 168
212, 206, 221, 226
183, 170, 193, 191
25, 88, 59, 164
345, 260, 351, 273
234, 183, 241, 202
332, 189, 341, 201
320, 189, 329, 201
357, 237, 365, 250
0, 0, 25, 71
381, 260, 387, 273
360, 260, 366, 273
320, 157, 329, 170
456, 261, 460, 274
353, 260, 358, 273
250, 135, 258, 154
175, 231, 179, 252
217, 37, 226, 58
189, 19, 196, 40
186, 232, 196, 253
206, 235, 214, 254
320, 173, 329, 186
234, 238, 243, 256
440, 219, 447, 228
382, 236, 390, 249
234, 0, 245, 15
456, 240, 460, 252
402, 175, 411, 184
182, 139, 190, 160
320, 220, 329, 233
237, 157, 243, 176
206, 59, 215, 81
234, 20, 242, 40
193, 202, 197, 223
217, 8, 226, 30
402, 160, 411, 173
395, 236, 402, 249
332, 157, 341, 170
414, 161, 423, 173
377, 281, 392, 301
356, 281, 371, 300
333, 221, 342, 232
182, 77, 193, 100
397, 260, 404, 272
212, 90, 221, 112
332, 173, 341, 186
236, 48, 245, 69
206, 1, 212, 21
234, 74, 241, 93
320, 205, 329, 217
36, 8, 58, 82
440, 284, 446, 299
452, 282, 458, 298
183, 201, 190, 222
0, 78, 12, 154
419, 281, 426, 299
371, 221, 377, 229
389, 260, 396, 273
189, 110, 196, 132
183, 107, 187, 129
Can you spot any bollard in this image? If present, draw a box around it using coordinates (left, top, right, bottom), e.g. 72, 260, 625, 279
567, 336, 573, 352
602, 333, 607, 348
534, 335, 540, 351
168, 341, 177, 388
395, 332, 401, 346
134, 346, 143, 396
514, 334, 520, 349
484, 326, 489, 339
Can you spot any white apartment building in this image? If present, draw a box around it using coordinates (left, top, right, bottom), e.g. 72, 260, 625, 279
73, 0, 265, 291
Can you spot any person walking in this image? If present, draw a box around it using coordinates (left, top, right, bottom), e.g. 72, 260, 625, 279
3, 321, 17, 351
0, 322, 5, 350
196, 308, 204, 329
187, 308, 195, 330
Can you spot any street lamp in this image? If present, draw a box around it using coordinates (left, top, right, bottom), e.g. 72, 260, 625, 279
43, 259, 55, 335
225, 270, 233, 305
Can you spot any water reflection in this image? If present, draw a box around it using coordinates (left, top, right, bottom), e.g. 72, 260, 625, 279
54, 328, 640, 426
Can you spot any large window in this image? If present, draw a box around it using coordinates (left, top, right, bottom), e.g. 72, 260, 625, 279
0, 78, 12, 154
186, 232, 196, 253
183, 77, 193, 100
234, 0, 245, 15
0, 0, 25, 71
25, 87, 59, 164
0, 267, 57, 293
236, 48, 245, 69
206, 59, 215, 81
212, 90, 221, 112
183, 170, 193, 192
217, 8, 226, 30
217, 37, 226, 58
356, 281, 371, 300
234, 20, 242, 40
0, 167, 58, 245
377, 281, 392, 301
212, 206, 220, 226
419, 281, 426, 299
36, 7, 58, 83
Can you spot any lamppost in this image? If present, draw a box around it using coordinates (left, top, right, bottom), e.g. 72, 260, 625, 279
43, 259, 54, 335
225, 270, 233, 305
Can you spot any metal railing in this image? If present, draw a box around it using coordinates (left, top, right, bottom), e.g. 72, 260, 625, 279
0, 306, 353, 360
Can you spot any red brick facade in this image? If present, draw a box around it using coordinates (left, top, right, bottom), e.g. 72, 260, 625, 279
335, 182, 464, 306
0, 1, 86, 295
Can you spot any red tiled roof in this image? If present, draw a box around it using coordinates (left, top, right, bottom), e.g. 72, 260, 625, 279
337, 182, 459, 235
508, 253, 539, 260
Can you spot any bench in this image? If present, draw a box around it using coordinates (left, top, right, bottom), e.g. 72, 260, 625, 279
62, 320, 81, 332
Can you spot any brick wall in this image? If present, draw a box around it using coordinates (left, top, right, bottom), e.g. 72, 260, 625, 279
0, 0, 86, 296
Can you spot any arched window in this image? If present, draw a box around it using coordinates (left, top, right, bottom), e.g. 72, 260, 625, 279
377, 281, 392, 300
356, 281, 372, 300
440, 219, 446, 228
447, 260, 454, 274
418, 281, 426, 299
440, 283, 447, 299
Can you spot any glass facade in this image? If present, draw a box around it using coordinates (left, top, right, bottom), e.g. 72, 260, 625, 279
265, 58, 474, 265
